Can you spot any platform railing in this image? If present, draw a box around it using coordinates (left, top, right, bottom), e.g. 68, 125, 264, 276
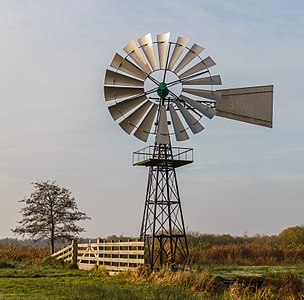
133, 146, 193, 166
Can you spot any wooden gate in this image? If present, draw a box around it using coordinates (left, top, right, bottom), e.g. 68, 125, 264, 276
52, 239, 144, 274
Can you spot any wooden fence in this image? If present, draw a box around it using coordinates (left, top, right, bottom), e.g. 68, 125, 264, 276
52, 239, 145, 274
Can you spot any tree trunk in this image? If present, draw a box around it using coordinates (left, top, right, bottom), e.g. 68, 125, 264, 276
50, 223, 55, 254
50, 237, 55, 254
50, 202, 55, 254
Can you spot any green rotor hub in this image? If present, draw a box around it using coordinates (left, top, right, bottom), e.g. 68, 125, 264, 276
157, 82, 169, 104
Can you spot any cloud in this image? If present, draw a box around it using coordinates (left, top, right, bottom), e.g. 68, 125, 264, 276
0, 0, 303, 238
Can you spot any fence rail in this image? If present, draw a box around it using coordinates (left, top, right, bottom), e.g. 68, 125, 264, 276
51, 241, 74, 262
52, 239, 144, 274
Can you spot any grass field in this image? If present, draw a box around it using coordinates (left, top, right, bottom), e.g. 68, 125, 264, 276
1, 262, 304, 299
0, 264, 197, 300
203, 264, 304, 279
4, 228, 304, 299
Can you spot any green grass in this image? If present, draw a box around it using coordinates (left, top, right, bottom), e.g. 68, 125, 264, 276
0, 265, 82, 278
1, 263, 304, 299
0, 264, 198, 300
0, 277, 199, 300
201, 264, 304, 279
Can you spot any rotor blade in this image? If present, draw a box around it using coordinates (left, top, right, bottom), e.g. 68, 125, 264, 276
123, 40, 152, 74
174, 44, 205, 74
156, 105, 170, 144
179, 56, 216, 79
168, 37, 190, 70
182, 75, 222, 86
104, 69, 144, 87
119, 101, 152, 134
104, 86, 144, 101
110, 53, 147, 80
108, 95, 147, 120
134, 104, 158, 142
174, 100, 204, 134
169, 104, 189, 141
138, 33, 158, 71
183, 88, 221, 101
180, 95, 215, 119
215, 85, 273, 128
157, 32, 170, 69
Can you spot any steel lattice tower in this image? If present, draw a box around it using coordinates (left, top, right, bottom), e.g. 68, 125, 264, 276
134, 144, 193, 269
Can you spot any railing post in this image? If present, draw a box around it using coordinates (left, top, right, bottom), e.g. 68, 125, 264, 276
72, 239, 78, 265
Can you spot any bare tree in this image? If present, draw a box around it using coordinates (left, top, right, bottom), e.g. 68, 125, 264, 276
12, 181, 90, 254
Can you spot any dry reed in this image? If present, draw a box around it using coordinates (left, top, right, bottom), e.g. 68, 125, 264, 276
0, 245, 49, 264
189, 244, 304, 265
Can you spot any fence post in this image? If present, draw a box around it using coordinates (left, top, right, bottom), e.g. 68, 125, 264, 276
97, 238, 100, 266
72, 239, 78, 265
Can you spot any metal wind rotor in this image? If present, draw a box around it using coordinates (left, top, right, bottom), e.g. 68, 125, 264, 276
104, 32, 273, 145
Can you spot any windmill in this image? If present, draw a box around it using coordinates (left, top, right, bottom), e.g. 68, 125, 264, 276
103, 32, 273, 269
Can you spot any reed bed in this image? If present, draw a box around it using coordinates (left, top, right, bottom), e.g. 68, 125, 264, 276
189, 244, 304, 265
0, 245, 48, 264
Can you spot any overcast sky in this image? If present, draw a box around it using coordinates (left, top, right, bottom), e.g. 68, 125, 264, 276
0, 0, 303, 239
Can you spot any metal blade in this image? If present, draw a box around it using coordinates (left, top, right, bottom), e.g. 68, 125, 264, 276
169, 104, 189, 141
104, 69, 144, 87
157, 32, 170, 69
183, 88, 221, 101
179, 56, 216, 79
123, 40, 151, 74
156, 105, 170, 144
215, 85, 273, 128
138, 33, 158, 71
104, 86, 144, 101
119, 101, 152, 134
180, 95, 215, 119
110, 53, 147, 80
134, 104, 158, 142
168, 37, 190, 70
174, 100, 204, 134
108, 95, 147, 120
182, 75, 222, 86
174, 44, 205, 74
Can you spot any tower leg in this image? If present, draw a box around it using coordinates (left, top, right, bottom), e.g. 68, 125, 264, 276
140, 144, 189, 269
